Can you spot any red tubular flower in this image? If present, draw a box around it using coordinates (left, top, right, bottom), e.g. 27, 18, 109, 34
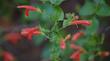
70, 44, 81, 50
4, 33, 22, 45
72, 20, 91, 26
98, 51, 110, 57
17, 5, 42, 16
25, 9, 29, 16
3, 51, 15, 61
21, 27, 41, 40
72, 32, 84, 42
70, 51, 80, 61
60, 39, 66, 50
17, 6, 37, 11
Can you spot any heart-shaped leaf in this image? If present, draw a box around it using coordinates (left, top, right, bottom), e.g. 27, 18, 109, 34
96, 4, 110, 16
79, 1, 96, 16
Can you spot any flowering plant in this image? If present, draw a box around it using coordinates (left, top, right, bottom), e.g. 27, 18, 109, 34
17, 0, 106, 61
1, 0, 110, 61
15, 0, 100, 61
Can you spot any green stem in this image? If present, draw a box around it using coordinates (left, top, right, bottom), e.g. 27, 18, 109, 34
51, 21, 58, 31
39, 25, 50, 39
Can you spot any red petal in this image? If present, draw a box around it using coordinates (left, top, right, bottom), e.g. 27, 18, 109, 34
27, 34, 33, 40
3, 51, 15, 61
17, 5, 37, 11
4, 33, 21, 45
70, 44, 81, 50
21, 27, 40, 36
72, 32, 84, 41
33, 31, 41, 35
25, 9, 29, 16
21, 27, 41, 40
60, 39, 66, 50
72, 20, 91, 26
21, 28, 35, 35
70, 51, 80, 60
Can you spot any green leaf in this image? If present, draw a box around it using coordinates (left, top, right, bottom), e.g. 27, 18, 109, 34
88, 54, 95, 61
40, 0, 49, 3
63, 19, 71, 28
86, 37, 97, 47
62, 42, 73, 57
79, 1, 96, 16
75, 37, 88, 46
85, 17, 99, 35
84, 35, 99, 51
55, 6, 64, 21
42, 4, 64, 21
40, 27, 50, 33
15, 0, 29, 4
94, 0, 101, 4
26, 11, 41, 20
94, 0, 106, 4
80, 53, 89, 61
49, 0, 64, 5
99, 0, 106, 4
40, 4, 64, 29
42, 47, 50, 59
32, 34, 46, 46
63, 13, 75, 28
41, 4, 54, 21
96, 4, 110, 16
50, 32, 61, 43
80, 53, 95, 61
50, 44, 61, 61
66, 13, 75, 19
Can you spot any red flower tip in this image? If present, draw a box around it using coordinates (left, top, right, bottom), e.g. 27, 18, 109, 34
72, 32, 84, 41
3, 51, 15, 61
60, 39, 66, 50
70, 51, 80, 61
98, 51, 110, 57
21, 27, 40, 35
4, 33, 21, 45
72, 20, 91, 26
70, 44, 81, 50
21, 27, 41, 40
25, 9, 29, 16
65, 34, 71, 41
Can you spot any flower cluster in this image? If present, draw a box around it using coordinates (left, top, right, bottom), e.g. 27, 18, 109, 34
5, 5, 92, 61
15, 5, 103, 61
60, 17, 91, 61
